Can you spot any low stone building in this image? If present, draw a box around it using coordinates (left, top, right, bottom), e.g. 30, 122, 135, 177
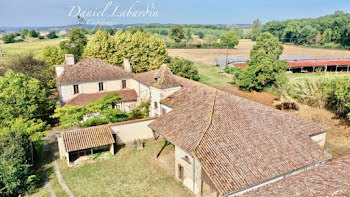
58, 125, 115, 166
149, 76, 331, 197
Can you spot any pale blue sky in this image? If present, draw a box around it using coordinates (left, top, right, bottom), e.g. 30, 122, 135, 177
0, 0, 349, 27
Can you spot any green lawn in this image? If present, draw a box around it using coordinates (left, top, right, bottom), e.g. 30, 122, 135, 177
58, 140, 191, 197
1, 38, 65, 63
194, 63, 232, 89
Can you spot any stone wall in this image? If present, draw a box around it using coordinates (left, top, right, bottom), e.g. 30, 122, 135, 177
110, 120, 155, 145
175, 146, 202, 195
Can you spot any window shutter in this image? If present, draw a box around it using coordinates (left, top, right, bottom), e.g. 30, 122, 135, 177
97, 83, 100, 92
71, 85, 74, 95
79, 84, 82, 94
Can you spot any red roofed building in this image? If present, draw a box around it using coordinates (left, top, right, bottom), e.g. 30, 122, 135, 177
234, 59, 350, 73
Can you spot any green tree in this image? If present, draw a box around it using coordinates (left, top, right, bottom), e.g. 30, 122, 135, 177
197, 31, 204, 39
59, 28, 87, 59
2, 34, 15, 44
47, 32, 58, 39
251, 19, 261, 41
167, 57, 200, 81
203, 34, 216, 45
41, 46, 65, 66
28, 30, 38, 38
322, 28, 333, 43
6, 54, 57, 91
0, 130, 36, 197
186, 29, 192, 40
234, 32, 289, 91
21, 29, 28, 38
220, 30, 239, 48
83, 30, 115, 62
0, 70, 51, 123
110, 31, 168, 73
169, 25, 185, 43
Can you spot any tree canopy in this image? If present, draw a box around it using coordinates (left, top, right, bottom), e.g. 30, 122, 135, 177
251, 19, 261, 41
0, 70, 52, 124
169, 25, 185, 43
261, 11, 350, 48
41, 46, 65, 66
83, 30, 168, 73
2, 34, 16, 44
233, 32, 289, 91
59, 28, 87, 59
167, 57, 200, 81
220, 30, 239, 48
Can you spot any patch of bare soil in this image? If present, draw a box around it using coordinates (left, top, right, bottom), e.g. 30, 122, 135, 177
221, 86, 277, 108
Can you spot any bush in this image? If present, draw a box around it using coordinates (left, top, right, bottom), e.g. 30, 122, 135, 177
167, 57, 200, 81
0, 130, 36, 196
2, 34, 15, 44
47, 32, 58, 39
28, 30, 38, 38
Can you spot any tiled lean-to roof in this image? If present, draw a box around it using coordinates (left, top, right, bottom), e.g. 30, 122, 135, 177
243, 154, 350, 197
57, 59, 132, 84
148, 76, 331, 196
61, 125, 115, 152
63, 89, 138, 106
134, 65, 181, 89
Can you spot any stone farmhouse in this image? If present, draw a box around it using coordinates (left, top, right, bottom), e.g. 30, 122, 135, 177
56, 55, 345, 196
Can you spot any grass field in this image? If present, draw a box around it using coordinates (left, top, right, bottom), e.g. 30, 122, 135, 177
57, 140, 191, 197
168, 39, 350, 65
195, 63, 232, 88
1, 38, 66, 63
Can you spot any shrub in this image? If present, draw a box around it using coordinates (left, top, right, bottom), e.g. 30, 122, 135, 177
0, 130, 36, 196
2, 34, 15, 44
47, 32, 58, 39
167, 57, 200, 81
28, 30, 38, 38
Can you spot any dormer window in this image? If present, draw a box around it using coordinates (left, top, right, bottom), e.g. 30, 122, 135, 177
98, 82, 104, 91
73, 84, 79, 94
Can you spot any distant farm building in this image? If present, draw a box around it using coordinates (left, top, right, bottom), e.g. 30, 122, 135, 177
39, 31, 50, 36
233, 59, 350, 73
214, 56, 313, 68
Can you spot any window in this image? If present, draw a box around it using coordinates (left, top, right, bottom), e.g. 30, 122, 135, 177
154, 102, 158, 109
98, 82, 104, 91
122, 80, 127, 89
112, 102, 122, 110
178, 165, 184, 181
73, 84, 79, 94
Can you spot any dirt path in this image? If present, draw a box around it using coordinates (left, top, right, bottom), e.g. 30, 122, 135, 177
45, 131, 75, 197
42, 138, 56, 197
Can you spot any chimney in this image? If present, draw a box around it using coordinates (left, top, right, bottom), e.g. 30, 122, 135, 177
123, 58, 131, 72
65, 54, 75, 66
55, 65, 64, 77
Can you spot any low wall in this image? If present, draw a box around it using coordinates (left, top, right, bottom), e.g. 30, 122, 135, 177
110, 118, 156, 145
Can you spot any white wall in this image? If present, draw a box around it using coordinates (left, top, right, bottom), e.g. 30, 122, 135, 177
110, 120, 155, 145
150, 86, 181, 117
59, 78, 135, 103
175, 146, 202, 195
311, 133, 327, 148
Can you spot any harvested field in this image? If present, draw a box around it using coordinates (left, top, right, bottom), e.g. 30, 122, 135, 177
168, 39, 350, 65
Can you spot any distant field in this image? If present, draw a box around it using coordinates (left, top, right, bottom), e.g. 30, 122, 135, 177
168, 39, 350, 65
0, 38, 66, 63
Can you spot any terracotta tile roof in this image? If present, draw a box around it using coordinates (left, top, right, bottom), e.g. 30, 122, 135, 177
63, 89, 138, 106
152, 65, 181, 89
242, 155, 350, 197
61, 125, 115, 152
57, 59, 132, 84
133, 65, 181, 89
148, 78, 331, 196
133, 69, 159, 86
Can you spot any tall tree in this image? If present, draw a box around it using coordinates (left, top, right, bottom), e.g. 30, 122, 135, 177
21, 29, 28, 38
169, 25, 185, 43
59, 28, 87, 59
234, 32, 289, 91
220, 30, 239, 48
41, 46, 65, 66
83, 30, 115, 62
0, 70, 52, 123
251, 19, 262, 41
28, 30, 38, 38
